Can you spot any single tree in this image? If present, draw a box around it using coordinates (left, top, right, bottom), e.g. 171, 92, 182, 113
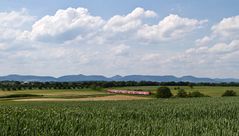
156, 87, 173, 98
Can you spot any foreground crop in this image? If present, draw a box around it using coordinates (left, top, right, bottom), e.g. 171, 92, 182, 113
0, 97, 239, 136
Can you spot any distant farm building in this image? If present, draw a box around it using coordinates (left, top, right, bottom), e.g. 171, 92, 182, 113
107, 90, 151, 95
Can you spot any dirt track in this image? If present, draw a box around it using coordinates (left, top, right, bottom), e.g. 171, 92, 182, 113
13, 95, 152, 102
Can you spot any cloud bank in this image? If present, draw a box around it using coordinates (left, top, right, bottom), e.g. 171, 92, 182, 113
0, 7, 238, 77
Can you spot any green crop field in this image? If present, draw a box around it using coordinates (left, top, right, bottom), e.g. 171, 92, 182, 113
0, 86, 238, 135
0, 97, 238, 136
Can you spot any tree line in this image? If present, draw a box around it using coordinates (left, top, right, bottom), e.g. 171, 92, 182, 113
0, 81, 239, 91
0, 81, 159, 91
159, 81, 239, 86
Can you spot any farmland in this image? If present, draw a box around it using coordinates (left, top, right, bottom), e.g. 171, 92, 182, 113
0, 88, 152, 101
0, 97, 239, 135
0, 86, 238, 135
0, 86, 239, 101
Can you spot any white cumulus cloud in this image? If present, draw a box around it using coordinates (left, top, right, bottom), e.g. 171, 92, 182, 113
137, 14, 207, 42
212, 15, 239, 38
103, 7, 157, 33
29, 7, 105, 42
0, 9, 35, 42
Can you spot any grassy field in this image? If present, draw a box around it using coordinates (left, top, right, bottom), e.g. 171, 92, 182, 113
0, 97, 238, 135
0, 88, 152, 101
0, 89, 108, 100
112, 86, 239, 96
0, 86, 238, 101
0, 89, 105, 96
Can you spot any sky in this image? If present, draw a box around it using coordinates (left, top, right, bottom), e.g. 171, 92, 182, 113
0, 0, 239, 78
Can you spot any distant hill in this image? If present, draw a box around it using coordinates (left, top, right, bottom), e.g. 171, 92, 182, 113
57, 74, 110, 82
117, 75, 179, 82
0, 74, 238, 83
0, 75, 56, 82
179, 76, 215, 83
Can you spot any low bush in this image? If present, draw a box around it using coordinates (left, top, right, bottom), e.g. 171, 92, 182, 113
176, 89, 188, 98
222, 90, 237, 97
176, 90, 207, 98
188, 91, 206, 97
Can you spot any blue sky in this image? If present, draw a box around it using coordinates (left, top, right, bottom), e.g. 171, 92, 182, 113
0, 0, 239, 78
1, 0, 238, 20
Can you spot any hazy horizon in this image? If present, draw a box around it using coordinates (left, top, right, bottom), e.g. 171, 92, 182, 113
0, 0, 239, 78
0, 73, 238, 79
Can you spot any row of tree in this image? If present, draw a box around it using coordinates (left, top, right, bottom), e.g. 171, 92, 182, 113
0, 81, 159, 91
159, 81, 239, 86
1, 81, 239, 91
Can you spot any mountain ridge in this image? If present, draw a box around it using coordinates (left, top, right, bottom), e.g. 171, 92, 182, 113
0, 74, 238, 83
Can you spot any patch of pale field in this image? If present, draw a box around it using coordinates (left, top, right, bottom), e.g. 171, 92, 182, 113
13, 95, 152, 102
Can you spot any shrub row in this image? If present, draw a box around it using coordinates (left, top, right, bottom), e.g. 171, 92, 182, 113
176, 89, 207, 98
222, 90, 237, 97
156, 87, 237, 98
